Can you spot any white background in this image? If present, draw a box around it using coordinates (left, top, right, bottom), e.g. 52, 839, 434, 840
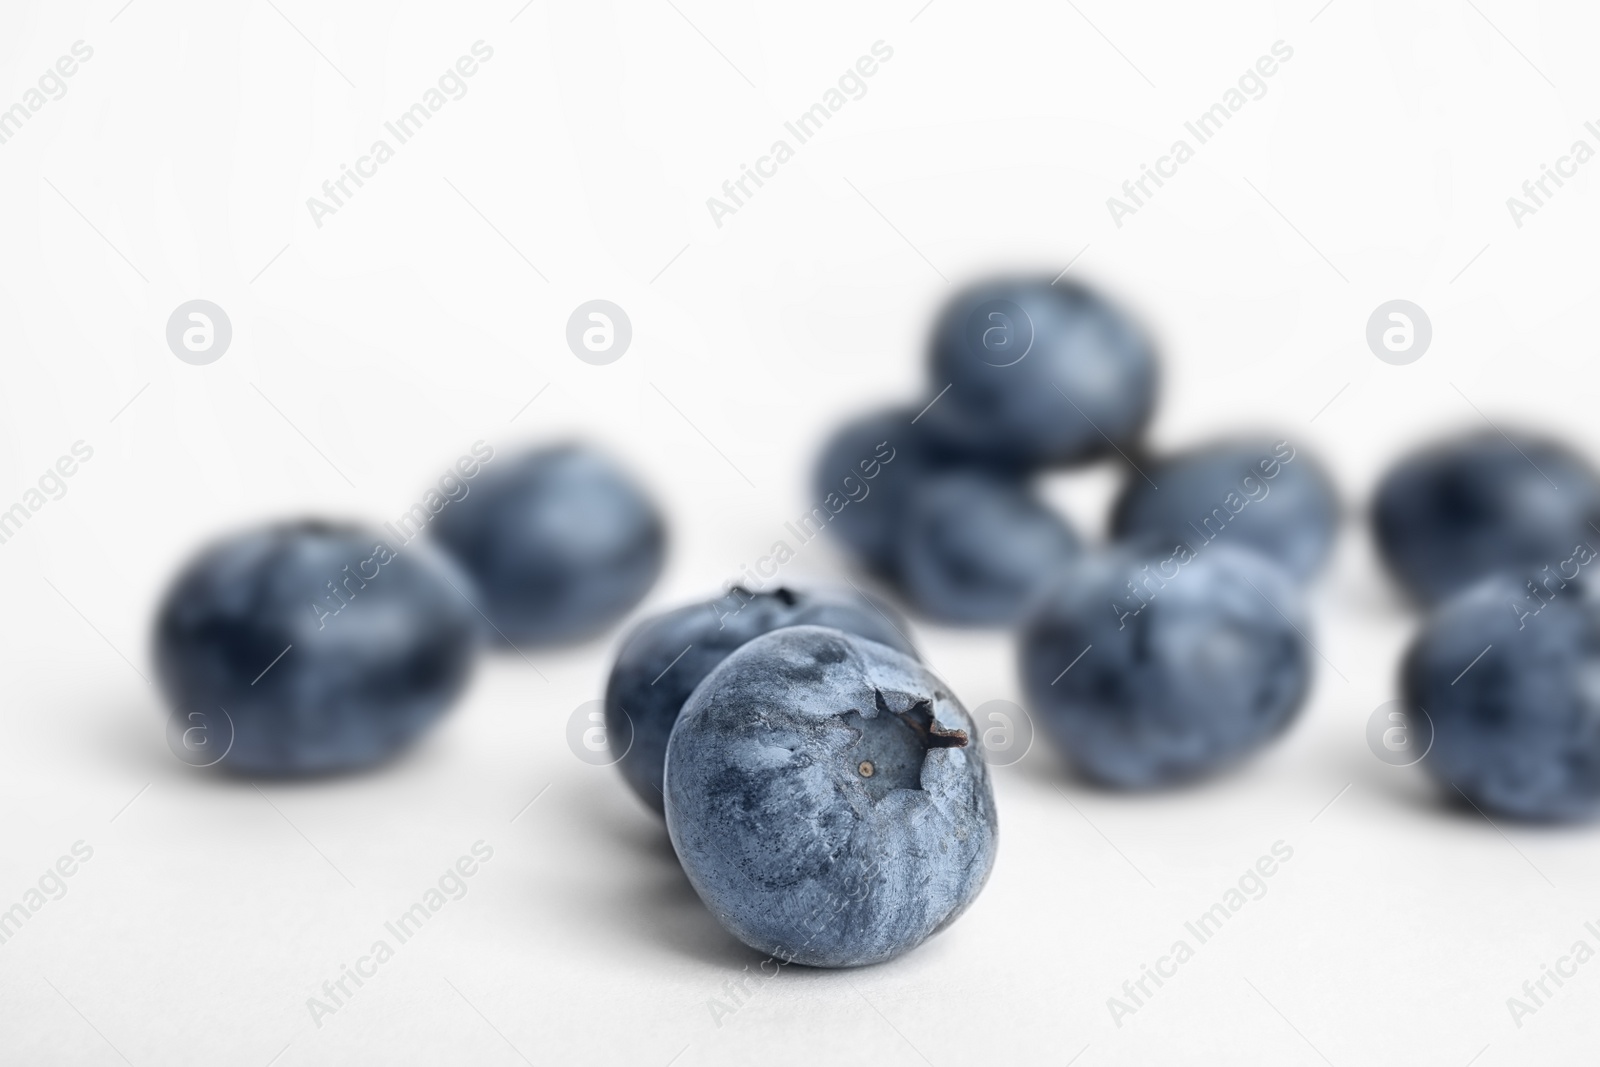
1, 0, 1597, 1063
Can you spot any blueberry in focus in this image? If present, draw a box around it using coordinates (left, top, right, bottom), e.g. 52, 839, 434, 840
604, 586, 918, 814
923, 277, 1158, 467
895, 470, 1081, 625
154, 521, 480, 775
429, 444, 666, 644
1403, 574, 1600, 821
811, 405, 950, 575
1372, 431, 1600, 605
665, 625, 997, 967
1020, 544, 1311, 788
1110, 438, 1339, 583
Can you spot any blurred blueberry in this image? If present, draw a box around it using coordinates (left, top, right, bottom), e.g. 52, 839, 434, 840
1020, 544, 1311, 788
604, 586, 918, 814
1403, 574, 1600, 821
811, 406, 952, 575
896, 470, 1081, 625
1111, 438, 1339, 582
1373, 431, 1600, 605
665, 625, 997, 967
154, 521, 480, 776
923, 277, 1158, 467
430, 444, 665, 644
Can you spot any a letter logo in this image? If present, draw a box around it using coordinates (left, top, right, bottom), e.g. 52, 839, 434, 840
566, 699, 631, 766
1365, 700, 1434, 767
971, 699, 1034, 767
966, 299, 1034, 367
1365, 300, 1431, 365
165, 706, 235, 767
566, 300, 632, 365
166, 300, 233, 365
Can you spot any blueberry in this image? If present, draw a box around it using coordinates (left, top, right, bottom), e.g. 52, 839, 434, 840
895, 470, 1081, 624
1372, 431, 1600, 605
1020, 544, 1311, 788
923, 277, 1157, 467
811, 406, 951, 575
1403, 575, 1600, 821
154, 521, 480, 776
604, 586, 918, 814
665, 625, 997, 967
429, 444, 666, 644
1111, 438, 1339, 582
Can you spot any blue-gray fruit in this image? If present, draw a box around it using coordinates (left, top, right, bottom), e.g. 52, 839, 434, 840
1403, 574, 1600, 821
154, 521, 480, 775
665, 625, 997, 967
897, 470, 1081, 624
1373, 431, 1600, 605
1020, 544, 1312, 788
604, 586, 918, 814
923, 277, 1158, 467
1111, 438, 1339, 582
811, 406, 951, 575
429, 444, 665, 644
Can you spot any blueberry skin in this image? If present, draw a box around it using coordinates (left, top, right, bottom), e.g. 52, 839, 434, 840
1111, 438, 1339, 583
154, 521, 480, 776
1403, 575, 1600, 821
665, 625, 997, 968
812, 406, 952, 575
604, 586, 919, 814
1020, 545, 1312, 788
1373, 431, 1600, 606
923, 277, 1158, 467
429, 444, 665, 644
896, 471, 1081, 625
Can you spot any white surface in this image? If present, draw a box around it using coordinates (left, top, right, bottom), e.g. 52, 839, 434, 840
1, 0, 1597, 1063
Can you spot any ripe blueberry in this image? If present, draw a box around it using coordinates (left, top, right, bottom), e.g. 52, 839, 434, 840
429, 444, 666, 644
1111, 438, 1339, 583
154, 521, 479, 775
811, 406, 951, 576
604, 586, 917, 813
895, 470, 1081, 624
1020, 544, 1311, 787
1403, 574, 1600, 821
665, 626, 997, 967
1373, 431, 1600, 605
922, 277, 1158, 467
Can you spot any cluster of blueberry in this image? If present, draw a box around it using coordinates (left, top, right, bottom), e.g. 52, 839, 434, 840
815, 277, 1340, 789
149, 273, 1600, 973
809, 276, 1600, 825
153, 445, 665, 774
600, 278, 1345, 969
1378, 432, 1600, 821
603, 586, 994, 967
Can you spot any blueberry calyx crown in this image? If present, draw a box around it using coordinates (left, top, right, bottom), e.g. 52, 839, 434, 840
726, 584, 800, 607
873, 688, 966, 749
840, 689, 966, 798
